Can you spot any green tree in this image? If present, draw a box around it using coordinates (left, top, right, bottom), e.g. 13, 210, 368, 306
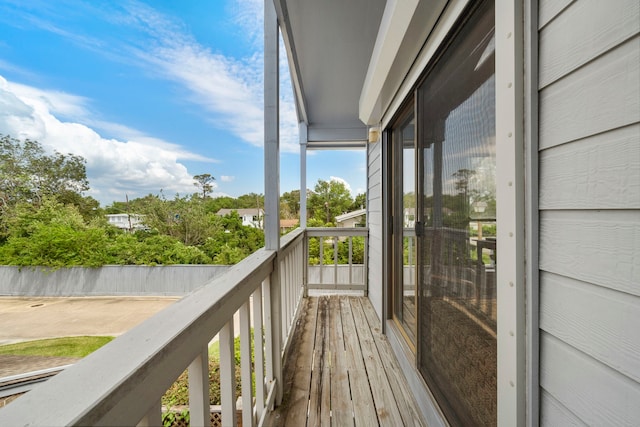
308, 179, 353, 225
201, 211, 265, 264
137, 193, 219, 247
193, 173, 215, 198
350, 192, 366, 211
236, 193, 264, 209
0, 197, 110, 267
280, 190, 300, 219
0, 135, 89, 210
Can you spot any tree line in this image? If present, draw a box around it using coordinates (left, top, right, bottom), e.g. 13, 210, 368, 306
0, 135, 365, 267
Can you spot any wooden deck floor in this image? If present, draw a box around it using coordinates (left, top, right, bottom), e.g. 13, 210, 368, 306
265, 296, 426, 427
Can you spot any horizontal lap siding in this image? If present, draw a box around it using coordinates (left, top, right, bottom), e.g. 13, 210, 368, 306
537, 1, 640, 425
367, 141, 383, 320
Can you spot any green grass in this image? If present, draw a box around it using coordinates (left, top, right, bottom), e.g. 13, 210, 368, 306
0, 336, 114, 358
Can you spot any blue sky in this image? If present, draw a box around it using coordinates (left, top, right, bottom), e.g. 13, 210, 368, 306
0, 0, 366, 205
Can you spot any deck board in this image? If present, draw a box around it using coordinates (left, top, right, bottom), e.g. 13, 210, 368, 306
265, 296, 426, 427
361, 297, 426, 427
340, 297, 379, 427
329, 296, 354, 426
283, 297, 318, 426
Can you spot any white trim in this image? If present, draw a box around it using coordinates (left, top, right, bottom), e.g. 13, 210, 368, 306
273, 0, 308, 124
380, 0, 471, 130
496, 0, 526, 425
359, 0, 420, 125
524, 1, 540, 426
386, 321, 448, 427
300, 122, 308, 229
264, 0, 283, 406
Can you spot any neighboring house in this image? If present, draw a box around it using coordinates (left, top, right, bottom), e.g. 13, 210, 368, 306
335, 208, 366, 228
280, 218, 299, 233
216, 208, 264, 229
403, 208, 415, 228
105, 214, 146, 232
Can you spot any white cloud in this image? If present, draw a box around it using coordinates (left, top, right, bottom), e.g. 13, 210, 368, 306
0, 75, 215, 203
220, 175, 235, 182
0, 1, 303, 201
329, 176, 352, 193
117, 0, 300, 153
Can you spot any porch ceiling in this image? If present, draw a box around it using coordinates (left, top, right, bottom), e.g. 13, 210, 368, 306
274, 0, 386, 149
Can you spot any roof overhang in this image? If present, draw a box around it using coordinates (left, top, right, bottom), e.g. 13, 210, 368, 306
275, 0, 450, 141
274, 0, 386, 149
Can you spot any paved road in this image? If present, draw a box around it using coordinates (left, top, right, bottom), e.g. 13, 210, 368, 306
0, 296, 179, 346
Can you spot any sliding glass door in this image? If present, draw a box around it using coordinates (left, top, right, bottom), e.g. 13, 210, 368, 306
390, 1, 497, 425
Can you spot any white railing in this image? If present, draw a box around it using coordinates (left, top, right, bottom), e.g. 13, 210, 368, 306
305, 227, 368, 294
0, 227, 363, 426
278, 228, 306, 351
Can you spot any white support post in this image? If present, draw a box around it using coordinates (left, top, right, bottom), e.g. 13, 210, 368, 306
220, 321, 237, 427
264, 0, 283, 406
496, 0, 526, 426
240, 301, 255, 427
300, 122, 308, 229
188, 345, 210, 427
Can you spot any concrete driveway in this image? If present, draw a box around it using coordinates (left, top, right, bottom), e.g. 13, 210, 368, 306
0, 296, 179, 346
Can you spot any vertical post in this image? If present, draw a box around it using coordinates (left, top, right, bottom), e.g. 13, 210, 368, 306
496, 0, 526, 426
188, 345, 210, 427
300, 122, 308, 229
240, 301, 255, 427
220, 321, 237, 427
333, 235, 338, 287
264, 0, 283, 405
253, 287, 265, 420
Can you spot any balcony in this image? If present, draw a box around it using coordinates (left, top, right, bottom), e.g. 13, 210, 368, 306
0, 228, 425, 426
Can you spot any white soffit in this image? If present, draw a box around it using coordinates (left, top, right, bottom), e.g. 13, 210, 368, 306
275, 0, 386, 145
359, 0, 449, 125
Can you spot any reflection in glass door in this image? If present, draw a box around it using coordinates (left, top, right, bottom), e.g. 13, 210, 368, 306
417, 1, 496, 425
392, 107, 417, 346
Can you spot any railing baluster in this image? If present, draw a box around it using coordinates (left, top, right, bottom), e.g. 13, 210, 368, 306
262, 276, 276, 410
286, 256, 292, 328
137, 399, 161, 427
240, 301, 254, 427
189, 345, 210, 427
253, 286, 265, 420
349, 236, 353, 286
263, 278, 273, 383
291, 252, 295, 311
333, 235, 338, 287
220, 320, 237, 427
319, 237, 324, 284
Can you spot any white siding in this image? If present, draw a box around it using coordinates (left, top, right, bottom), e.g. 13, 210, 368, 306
367, 139, 384, 320
537, 1, 640, 425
